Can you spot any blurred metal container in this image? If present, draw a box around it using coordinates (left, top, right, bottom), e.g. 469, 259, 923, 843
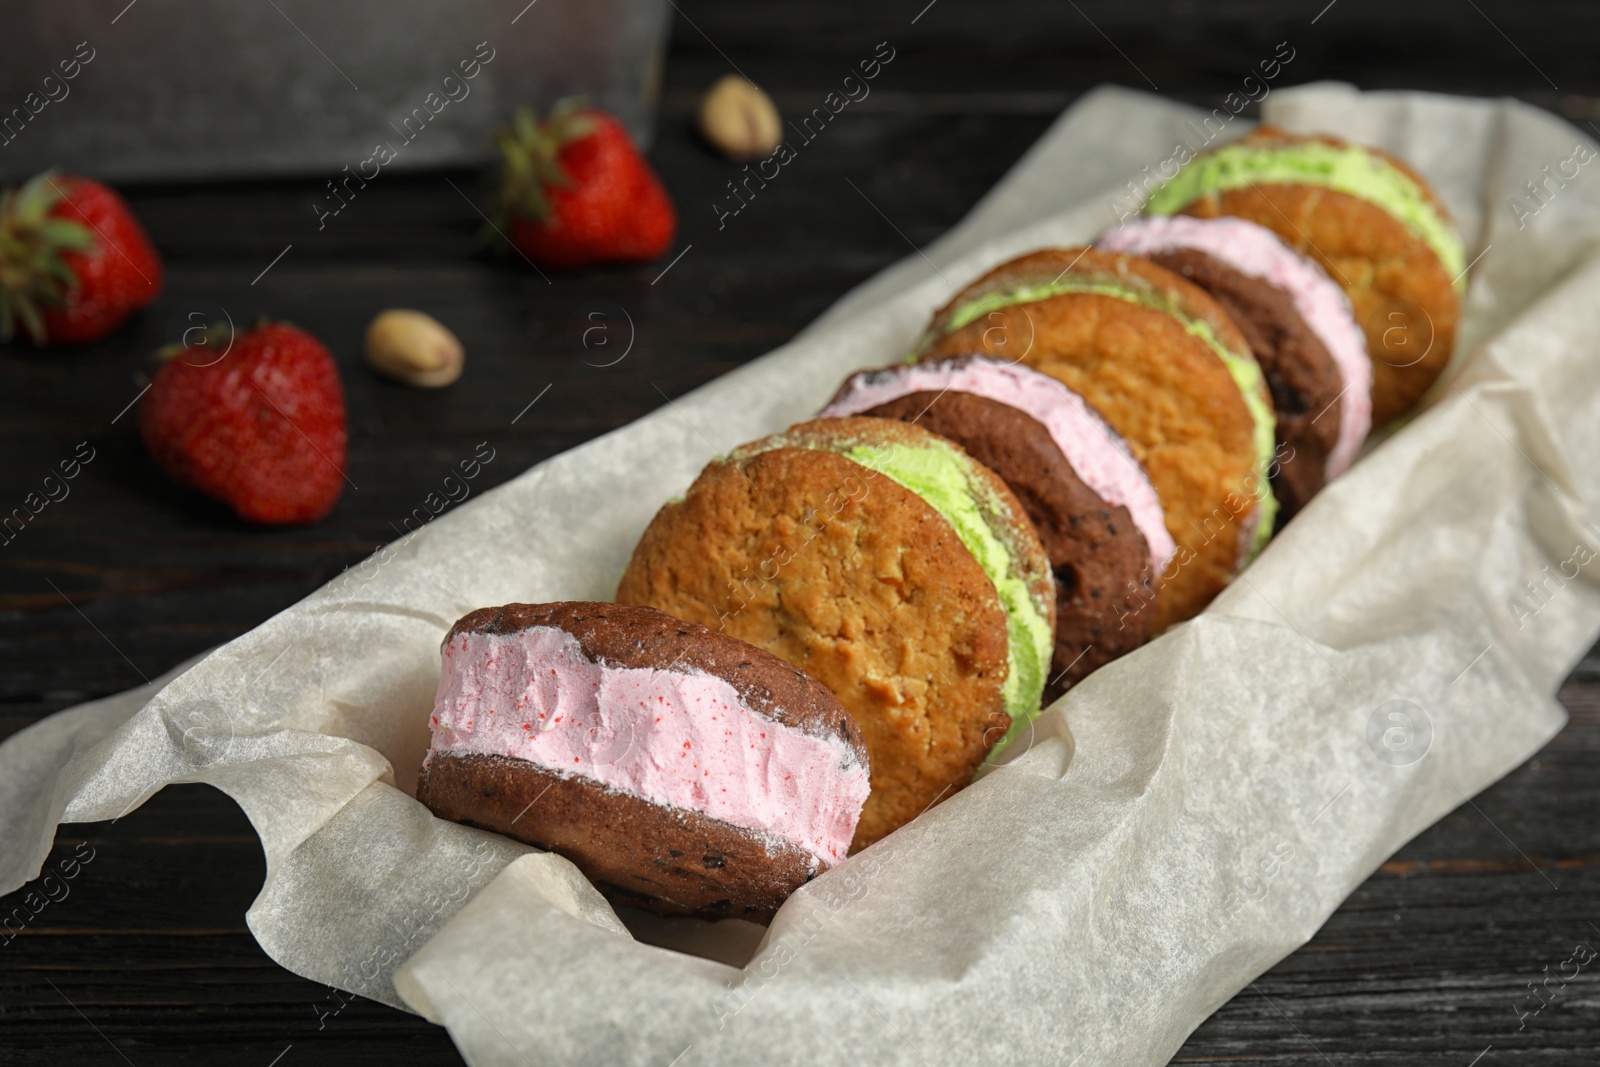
0, 0, 670, 183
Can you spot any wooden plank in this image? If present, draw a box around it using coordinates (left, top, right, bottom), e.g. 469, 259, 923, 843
5, 1, 1600, 1062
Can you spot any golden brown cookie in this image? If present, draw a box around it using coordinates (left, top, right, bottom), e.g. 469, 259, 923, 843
1147, 246, 1342, 520
1098, 213, 1377, 523
617, 417, 1054, 850
1146, 125, 1463, 425
916, 247, 1276, 630
853, 391, 1154, 699
820, 357, 1166, 698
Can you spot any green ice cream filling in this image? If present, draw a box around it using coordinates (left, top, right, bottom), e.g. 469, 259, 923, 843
735, 430, 1053, 754
1143, 139, 1467, 292
924, 273, 1279, 558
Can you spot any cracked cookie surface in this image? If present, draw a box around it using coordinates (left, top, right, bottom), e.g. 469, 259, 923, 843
856, 389, 1155, 698
1170, 128, 1459, 425
1146, 246, 1342, 520
618, 426, 1024, 850
920, 248, 1263, 629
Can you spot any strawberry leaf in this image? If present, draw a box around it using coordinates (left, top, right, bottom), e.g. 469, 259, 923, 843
0, 168, 99, 342
491, 98, 600, 231
38, 218, 94, 250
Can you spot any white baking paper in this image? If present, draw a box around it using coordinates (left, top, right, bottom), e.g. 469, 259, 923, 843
4, 83, 1600, 1066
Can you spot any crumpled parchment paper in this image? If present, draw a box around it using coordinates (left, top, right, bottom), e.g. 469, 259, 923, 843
4, 82, 1600, 1066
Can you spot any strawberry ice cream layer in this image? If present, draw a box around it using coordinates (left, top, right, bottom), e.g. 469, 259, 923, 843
427, 627, 869, 866
1098, 215, 1372, 477
821, 357, 1175, 572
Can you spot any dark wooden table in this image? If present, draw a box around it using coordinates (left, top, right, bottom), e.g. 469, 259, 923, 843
4, 1, 1599, 1063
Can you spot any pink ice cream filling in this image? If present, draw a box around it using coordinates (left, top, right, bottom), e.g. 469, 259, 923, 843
821, 357, 1176, 573
425, 627, 869, 866
1098, 214, 1372, 478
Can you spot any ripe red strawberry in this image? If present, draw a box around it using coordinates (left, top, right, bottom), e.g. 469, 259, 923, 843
140, 321, 348, 525
495, 101, 676, 270
0, 171, 163, 346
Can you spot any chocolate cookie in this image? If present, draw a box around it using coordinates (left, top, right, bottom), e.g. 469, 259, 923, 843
821, 357, 1161, 697
1145, 125, 1463, 425
1150, 247, 1338, 517
617, 417, 1055, 850
1099, 214, 1373, 521
416, 601, 870, 923
916, 247, 1277, 630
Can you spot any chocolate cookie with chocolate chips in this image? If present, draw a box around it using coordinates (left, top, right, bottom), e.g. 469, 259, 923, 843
821, 363, 1159, 699
1147, 247, 1342, 519
1099, 214, 1374, 523
417, 601, 869, 923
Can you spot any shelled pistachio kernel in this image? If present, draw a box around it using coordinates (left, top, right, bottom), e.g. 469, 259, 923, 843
698, 75, 781, 161
365, 309, 464, 388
